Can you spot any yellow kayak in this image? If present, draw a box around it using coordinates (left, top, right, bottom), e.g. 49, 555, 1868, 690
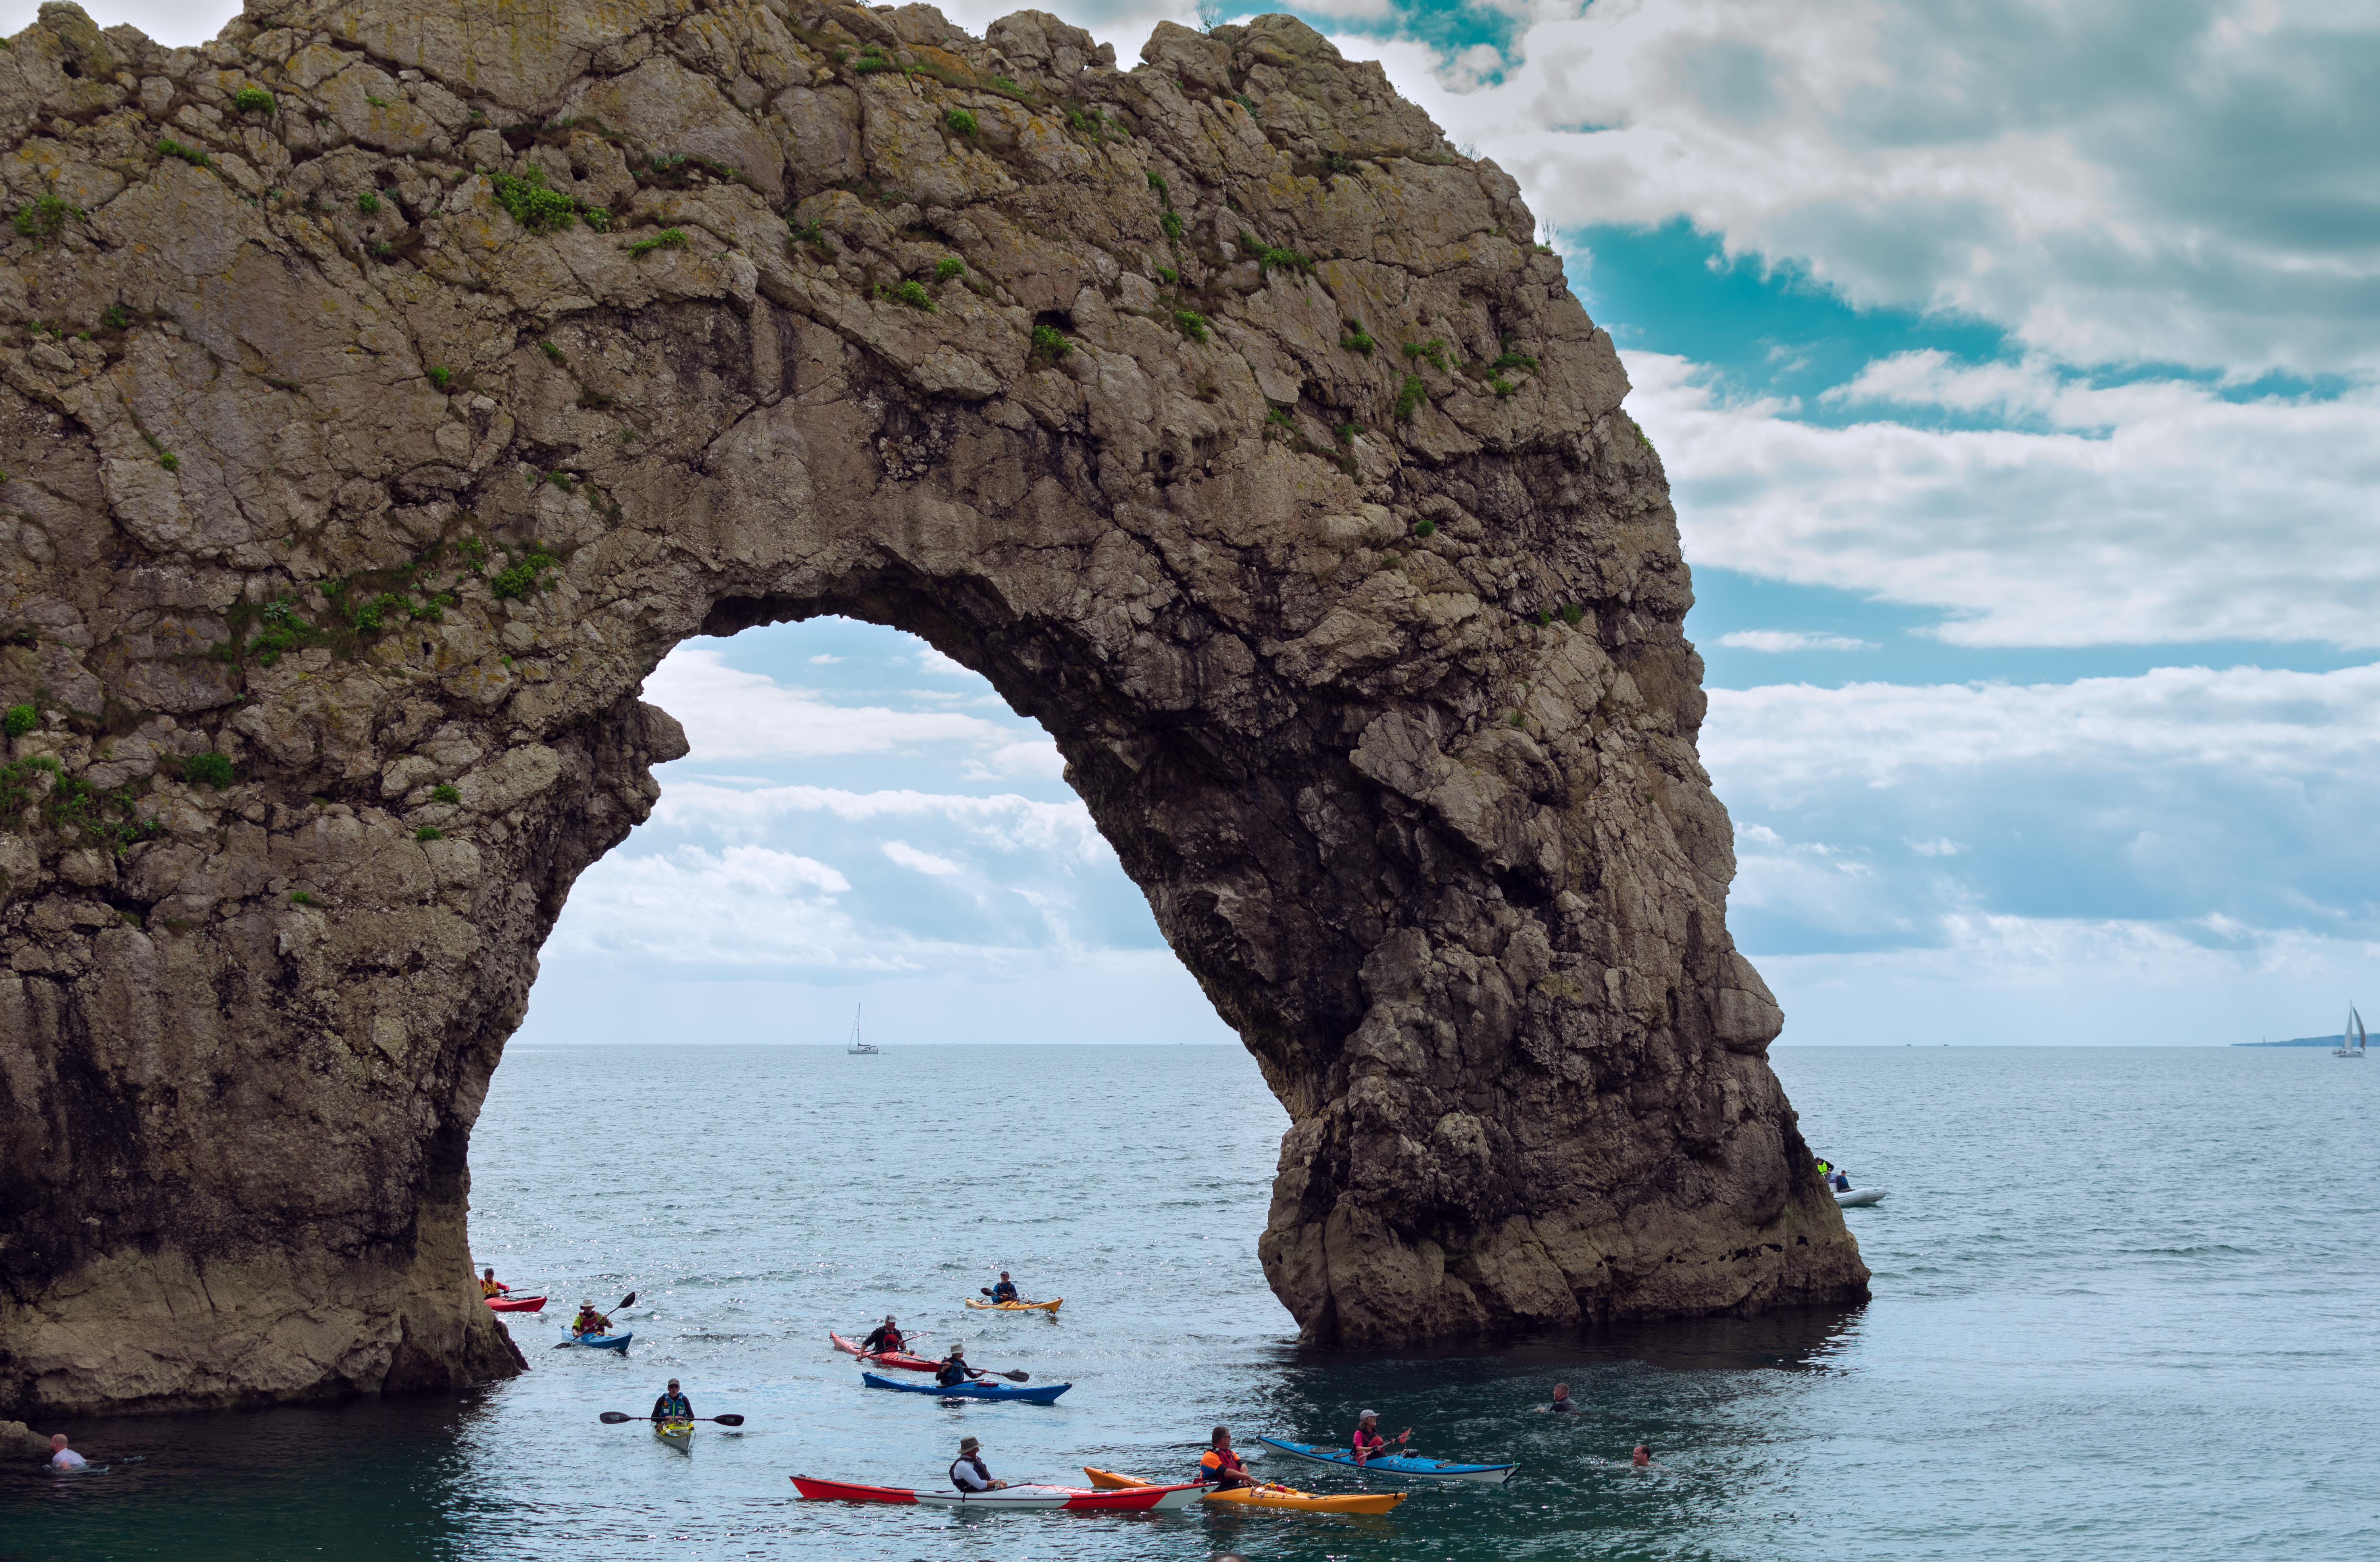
654, 1419, 692, 1452
963, 1297, 1062, 1312
1083, 1466, 1407, 1515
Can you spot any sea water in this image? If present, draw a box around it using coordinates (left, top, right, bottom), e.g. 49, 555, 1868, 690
5, 1044, 2374, 1560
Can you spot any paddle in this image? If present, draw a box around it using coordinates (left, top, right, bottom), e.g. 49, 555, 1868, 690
600, 1411, 746, 1427
551, 1291, 637, 1347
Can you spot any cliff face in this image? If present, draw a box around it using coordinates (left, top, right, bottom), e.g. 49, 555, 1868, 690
0, 0, 1865, 1416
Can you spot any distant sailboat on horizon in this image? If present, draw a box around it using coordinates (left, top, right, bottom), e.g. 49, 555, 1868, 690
2335, 1005, 2366, 1059
846, 1005, 879, 1056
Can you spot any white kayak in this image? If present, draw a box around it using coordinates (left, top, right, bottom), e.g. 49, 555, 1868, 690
1835, 1188, 1887, 1206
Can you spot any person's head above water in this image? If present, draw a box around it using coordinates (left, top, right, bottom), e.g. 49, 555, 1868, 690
1632, 1443, 1651, 1466
49, 1434, 67, 1451
1552, 1383, 1571, 1400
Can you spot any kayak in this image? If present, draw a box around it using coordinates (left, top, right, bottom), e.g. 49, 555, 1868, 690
486, 1294, 546, 1313
1083, 1466, 1408, 1515
861, 1370, 1068, 1404
1256, 1437, 1518, 1485
792, 1475, 1204, 1511
1836, 1188, 1888, 1206
559, 1331, 632, 1350
965, 1298, 1062, 1312
654, 1418, 692, 1452
829, 1332, 939, 1372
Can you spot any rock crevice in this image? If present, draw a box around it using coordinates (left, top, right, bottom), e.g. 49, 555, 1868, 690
0, 0, 1863, 1416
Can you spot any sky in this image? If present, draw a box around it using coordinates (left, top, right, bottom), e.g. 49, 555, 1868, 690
19, 1, 2379, 1045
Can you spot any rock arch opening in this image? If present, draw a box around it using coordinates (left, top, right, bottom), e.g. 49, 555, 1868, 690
0, 1, 1866, 1419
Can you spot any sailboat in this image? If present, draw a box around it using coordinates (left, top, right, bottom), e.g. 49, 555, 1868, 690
846, 1005, 879, 1056
2335, 1006, 2367, 1059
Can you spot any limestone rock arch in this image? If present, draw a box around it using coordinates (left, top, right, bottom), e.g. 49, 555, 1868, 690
0, 1, 1865, 1415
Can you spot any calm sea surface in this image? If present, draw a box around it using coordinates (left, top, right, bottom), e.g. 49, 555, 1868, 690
6, 1044, 2375, 1560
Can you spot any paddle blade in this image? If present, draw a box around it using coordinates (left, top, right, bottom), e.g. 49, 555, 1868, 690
599, 1412, 633, 1424
994, 1370, 1030, 1383
615, 1291, 637, 1310
711, 1414, 745, 1427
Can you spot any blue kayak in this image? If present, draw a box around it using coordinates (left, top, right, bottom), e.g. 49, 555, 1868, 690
1257, 1436, 1517, 1485
561, 1332, 632, 1351
861, 1370, 1068, 1404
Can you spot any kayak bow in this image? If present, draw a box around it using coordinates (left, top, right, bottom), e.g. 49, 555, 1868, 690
792, 1475, 1203, 1511
861, 1370, 1068, 1404
1083, 1466, 1407, 1514
1255, 1437, 1518, 1485
654, 1418, 692, 1452
828, 1332, 940, 1372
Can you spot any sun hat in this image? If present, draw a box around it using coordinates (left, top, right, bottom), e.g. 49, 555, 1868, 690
1359, 1409, 1378, 1420
959, 1436, 980, 1452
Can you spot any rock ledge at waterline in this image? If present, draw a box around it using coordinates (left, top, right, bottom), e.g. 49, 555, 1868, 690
0, 0, 1866, 1415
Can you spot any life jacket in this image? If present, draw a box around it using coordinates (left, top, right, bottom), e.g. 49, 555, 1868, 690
480, 1278, 503, 1297
574, 1313, 604, 1335
991, 1281, 1018, 1301
950, 1454, 992, 1491
867, 1327, 903, 1353
936, 1359, 973, 1387
654, 1394, 689, 1420
1353, 1427, 1384, 1458
1197, 1446, 1245, 1483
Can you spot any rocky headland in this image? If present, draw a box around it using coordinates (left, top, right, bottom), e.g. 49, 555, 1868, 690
0, 0, 1865, 1418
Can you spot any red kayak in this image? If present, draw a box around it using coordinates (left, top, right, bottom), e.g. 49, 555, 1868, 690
792, 1475, 1206, 1511
828, 1331, 937, 1372
485, 1294, 547, 1313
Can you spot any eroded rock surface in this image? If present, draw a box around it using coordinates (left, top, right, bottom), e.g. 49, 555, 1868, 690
0, 0, 1864, 1416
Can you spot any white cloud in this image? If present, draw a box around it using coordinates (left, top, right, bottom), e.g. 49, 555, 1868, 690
1704, 663, 2380, 795
641, 646, 1028, 759
651, 781, 1115, 866
1718, 630, 1878, 653
1342, 1, 2380, 375
882, 840, 965, 876
913, 646, 983, 678
807, 654, 844, 665
1630, 351, 2380, 648
1906, 837, 1961, 857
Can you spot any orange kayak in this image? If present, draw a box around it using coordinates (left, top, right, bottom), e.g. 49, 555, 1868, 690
1082, 1466, 1407, 1515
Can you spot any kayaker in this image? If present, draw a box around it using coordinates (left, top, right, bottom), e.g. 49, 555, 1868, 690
651, 1379, 692, 1422
949, 1435, 1006, 1491
1549, 1383, 1579, 1414
48, 1434, 86, 1471
1350, 1410, 1410, 1465
1632, 1442, 1653, 1468
989, 1272, 1020, 1303
935, 1345, 986, 1389
571, 1299, 613, 1337
1195, 1426, 1254, 1490
480, 1267, 507, 1298
861, 1316, 906, 1354
1832, 1168, 1852, 1191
